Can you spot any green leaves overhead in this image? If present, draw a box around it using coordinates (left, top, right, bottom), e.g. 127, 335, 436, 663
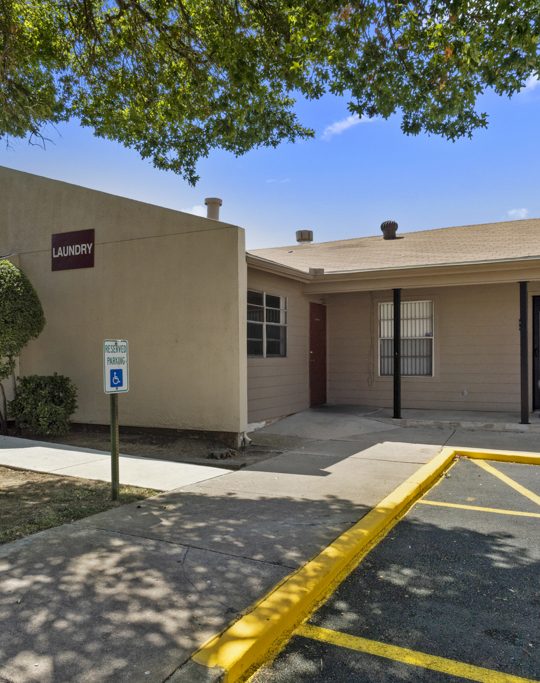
1, 1, 538, 183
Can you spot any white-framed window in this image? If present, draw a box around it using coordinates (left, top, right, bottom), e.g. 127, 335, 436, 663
247, 290, 287, 357
379, 300, 433, 376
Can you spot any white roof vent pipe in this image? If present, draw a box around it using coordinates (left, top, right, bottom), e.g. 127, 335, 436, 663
296, 229, 313, 244
205, 197, 222, 220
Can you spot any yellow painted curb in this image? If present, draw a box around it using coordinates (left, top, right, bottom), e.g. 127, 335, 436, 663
191, 446, 456, 682
454, 447, 540, 466
186, 445, 540, 682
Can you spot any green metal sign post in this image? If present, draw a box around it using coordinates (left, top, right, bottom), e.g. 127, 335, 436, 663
104, 339, 129, 501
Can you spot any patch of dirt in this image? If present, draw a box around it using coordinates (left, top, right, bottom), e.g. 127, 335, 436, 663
20, 427, 282, 470
0, 465, 157, 544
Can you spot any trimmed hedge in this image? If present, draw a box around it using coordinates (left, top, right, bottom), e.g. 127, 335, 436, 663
10, 374, 78, 437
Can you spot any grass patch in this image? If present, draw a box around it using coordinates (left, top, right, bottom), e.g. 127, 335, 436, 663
0, 465, 158, 544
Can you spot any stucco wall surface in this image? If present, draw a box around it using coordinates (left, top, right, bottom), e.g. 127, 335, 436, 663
327, 283, 523, 412
247, 269, 316, 423
0, 167, 247, 434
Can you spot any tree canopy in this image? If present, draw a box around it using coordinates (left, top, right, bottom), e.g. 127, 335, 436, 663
1, 1, 538, 183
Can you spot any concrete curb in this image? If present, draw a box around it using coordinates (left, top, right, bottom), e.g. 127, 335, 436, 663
169, 447, 540, 683
170, 447, 456, 682
387, 418, 540, 434
454, 446, 540, 465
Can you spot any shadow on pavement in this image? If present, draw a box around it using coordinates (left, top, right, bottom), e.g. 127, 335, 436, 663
0, 490, 369, 683
256, 506, 540, 681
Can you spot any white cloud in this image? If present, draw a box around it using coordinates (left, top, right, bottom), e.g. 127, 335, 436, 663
183, 204, 206, 217
321, 113, 376, 141
523, 74, 540, 92
507, 208, 529, 220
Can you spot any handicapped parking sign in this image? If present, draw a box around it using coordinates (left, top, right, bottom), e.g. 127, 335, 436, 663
110, 368, 123, 388
104, 340, 129, 393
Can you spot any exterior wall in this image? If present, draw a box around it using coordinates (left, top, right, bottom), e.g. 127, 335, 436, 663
327, 283, 522, 412
0, 167, 247, 434
247, 268, 315, 423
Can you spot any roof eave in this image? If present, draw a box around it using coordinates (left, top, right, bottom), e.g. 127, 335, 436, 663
246, 253, 312, 282
319, 254, 540, 280
247, 252, 540, 290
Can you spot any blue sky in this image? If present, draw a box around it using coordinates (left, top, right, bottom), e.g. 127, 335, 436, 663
1, 76, 539, 249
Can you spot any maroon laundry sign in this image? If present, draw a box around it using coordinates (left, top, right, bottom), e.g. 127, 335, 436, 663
51, 229, 95, 271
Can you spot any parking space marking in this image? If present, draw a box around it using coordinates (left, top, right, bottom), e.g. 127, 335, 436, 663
418, 499, 540, 518
472, 460, 540, 506
187, 450, 540, 682
296, 624, 539, 683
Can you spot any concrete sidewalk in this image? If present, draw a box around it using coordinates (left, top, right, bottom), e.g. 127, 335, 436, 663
2, 415, 540, 683
259, 404, 540, 436
0, 435, 229, 491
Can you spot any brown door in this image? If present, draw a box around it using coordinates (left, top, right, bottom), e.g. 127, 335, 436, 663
310, 302, 327, 406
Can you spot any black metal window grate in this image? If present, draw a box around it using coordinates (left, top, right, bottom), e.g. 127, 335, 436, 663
379, 301, 433, 376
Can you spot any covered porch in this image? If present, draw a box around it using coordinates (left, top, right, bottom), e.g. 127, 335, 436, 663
257, 404, 540, 440
306, 266, 540, 426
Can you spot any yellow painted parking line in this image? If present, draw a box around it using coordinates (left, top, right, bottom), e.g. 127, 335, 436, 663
297, 624, 539, 683
418, 499, 540, 518
180, 448, 540, 682
472, 459, 540, 507
190, 448, 457, 682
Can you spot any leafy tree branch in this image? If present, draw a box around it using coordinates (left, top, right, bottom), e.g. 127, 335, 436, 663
0, 1, 538, 183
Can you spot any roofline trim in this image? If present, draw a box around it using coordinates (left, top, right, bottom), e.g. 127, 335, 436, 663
319, 254, 540, 278
247, 252, 540, 284
246, 253, 313, 281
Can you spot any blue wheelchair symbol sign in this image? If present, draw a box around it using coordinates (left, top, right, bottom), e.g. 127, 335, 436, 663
110, 369, 124, 389
104, 340, 129, 394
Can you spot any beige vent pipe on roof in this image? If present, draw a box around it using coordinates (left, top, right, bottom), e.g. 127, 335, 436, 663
205, 197, 222, 220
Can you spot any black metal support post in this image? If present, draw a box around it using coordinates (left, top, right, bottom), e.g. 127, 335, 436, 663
110, 394, 120, 499
519, 281, 530, 425
393, 288, 401, 419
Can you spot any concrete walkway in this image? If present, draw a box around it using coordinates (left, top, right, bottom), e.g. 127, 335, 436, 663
0, 435, 229, 491
260, 404, 540, 435
1, 413, 540, 682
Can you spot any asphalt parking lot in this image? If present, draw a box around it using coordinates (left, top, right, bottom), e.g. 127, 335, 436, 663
252, 457, 540, 682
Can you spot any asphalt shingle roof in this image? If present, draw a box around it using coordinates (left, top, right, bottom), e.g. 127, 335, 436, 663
248, 219, 540, 274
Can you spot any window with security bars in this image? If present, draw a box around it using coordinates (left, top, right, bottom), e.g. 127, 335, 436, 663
247, 290, 287, 357
379, 301, 433, 376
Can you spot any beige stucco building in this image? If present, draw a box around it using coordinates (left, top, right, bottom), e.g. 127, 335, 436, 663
1, 166, 539, 440
0, 167, 247, 441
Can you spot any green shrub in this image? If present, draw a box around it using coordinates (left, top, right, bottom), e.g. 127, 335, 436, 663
0, 260, 45, 381
0, 260, 45, 432
10, 374, 78, 437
